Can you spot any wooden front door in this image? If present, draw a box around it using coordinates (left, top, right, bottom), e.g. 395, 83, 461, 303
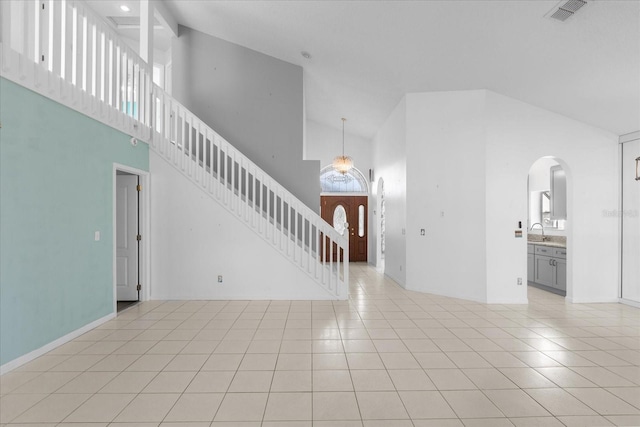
321, 195, 368, 262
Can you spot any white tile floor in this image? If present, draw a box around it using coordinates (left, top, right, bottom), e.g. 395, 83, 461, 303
1, 263, 639, 426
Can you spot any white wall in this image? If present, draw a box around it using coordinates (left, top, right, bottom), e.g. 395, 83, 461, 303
373, 89, 620, 304
405, 91, 488, 302
529, 158, 558, 193
171, 26, 320, 212
372, 98, 407, 285
150, 151, 336, 300
485, 91, 620, 304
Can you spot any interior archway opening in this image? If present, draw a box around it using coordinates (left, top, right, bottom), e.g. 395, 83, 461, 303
527, 156, 571, 300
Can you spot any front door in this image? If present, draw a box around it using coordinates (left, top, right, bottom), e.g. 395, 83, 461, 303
321, 195, 368, 262
116, 174, 139, 301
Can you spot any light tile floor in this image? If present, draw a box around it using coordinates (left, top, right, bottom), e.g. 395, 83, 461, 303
1, 263, 640, 426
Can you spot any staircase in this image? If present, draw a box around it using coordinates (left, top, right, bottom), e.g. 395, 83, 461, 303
0, 0, 349, 299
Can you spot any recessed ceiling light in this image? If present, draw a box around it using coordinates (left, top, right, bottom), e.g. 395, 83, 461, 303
120, 5, 130, 12
301, 51, 311, 59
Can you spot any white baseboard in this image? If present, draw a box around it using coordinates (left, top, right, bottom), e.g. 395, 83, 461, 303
619, 298, 640, 308
150, 294, 339, 301
404, 284, 488, 304
0, 312, 116, 375
566, 296, 620, 304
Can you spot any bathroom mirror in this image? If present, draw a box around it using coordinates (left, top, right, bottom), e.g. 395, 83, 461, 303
528, 158, 566, 230
530, 190, 557, 228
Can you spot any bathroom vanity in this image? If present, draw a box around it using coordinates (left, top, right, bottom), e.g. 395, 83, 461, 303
527, 240, 566, 296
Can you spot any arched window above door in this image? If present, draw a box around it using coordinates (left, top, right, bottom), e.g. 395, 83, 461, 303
320, 165, 369, 193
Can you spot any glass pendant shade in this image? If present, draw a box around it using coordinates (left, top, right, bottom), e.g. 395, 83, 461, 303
333, 155, 354, 174
333, 118, 353, 174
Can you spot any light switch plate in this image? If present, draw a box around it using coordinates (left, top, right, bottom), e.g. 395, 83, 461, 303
94, 231, 100, 241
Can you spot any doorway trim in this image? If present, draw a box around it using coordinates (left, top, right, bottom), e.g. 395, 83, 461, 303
376, 177, 385, 273
112, 163, 150, 314
619, 134, 640, 307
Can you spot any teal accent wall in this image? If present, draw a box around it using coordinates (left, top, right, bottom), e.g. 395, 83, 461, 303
0, 78, 149, 366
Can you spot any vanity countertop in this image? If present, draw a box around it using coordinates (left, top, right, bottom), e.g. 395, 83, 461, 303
528, 241, 566, 248
528, 234, 566, 248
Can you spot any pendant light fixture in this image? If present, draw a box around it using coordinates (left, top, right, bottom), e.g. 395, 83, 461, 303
333, 118, 353, 174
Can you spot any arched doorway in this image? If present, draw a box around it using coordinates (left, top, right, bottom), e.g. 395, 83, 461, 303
319, 166, 369, 262
526, 157, 571, 298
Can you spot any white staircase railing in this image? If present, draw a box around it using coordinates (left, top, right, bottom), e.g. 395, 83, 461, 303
0, 0, 348, 299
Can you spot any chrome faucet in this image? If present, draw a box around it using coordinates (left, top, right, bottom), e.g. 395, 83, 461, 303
530, 223, 548, 241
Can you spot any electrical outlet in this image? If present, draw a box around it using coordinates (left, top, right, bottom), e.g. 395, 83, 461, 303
217, 275, 223, 283
517, 277, 523, 286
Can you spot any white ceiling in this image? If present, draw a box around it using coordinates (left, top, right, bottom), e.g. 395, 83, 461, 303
90, 0, 640, 139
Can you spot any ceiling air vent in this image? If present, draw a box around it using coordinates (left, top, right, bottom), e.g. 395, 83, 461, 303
547, 0, 587, 22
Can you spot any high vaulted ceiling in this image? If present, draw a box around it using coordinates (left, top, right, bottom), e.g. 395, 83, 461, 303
93, 0, 640, 139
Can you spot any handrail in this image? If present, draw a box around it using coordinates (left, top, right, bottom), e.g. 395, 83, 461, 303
0, 0, 349, 298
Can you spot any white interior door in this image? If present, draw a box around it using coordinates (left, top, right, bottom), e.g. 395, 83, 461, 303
116, 174, 139, 301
